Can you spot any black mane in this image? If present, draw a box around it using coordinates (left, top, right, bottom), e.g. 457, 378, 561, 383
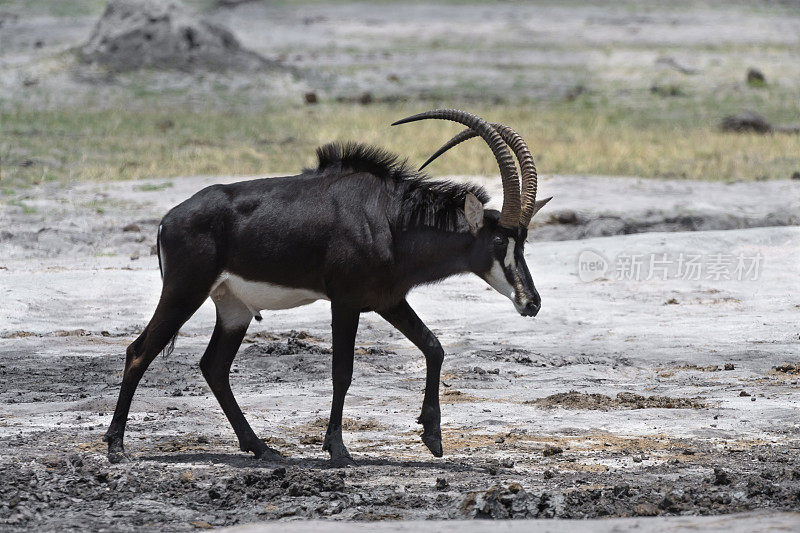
314, 141, 490, 232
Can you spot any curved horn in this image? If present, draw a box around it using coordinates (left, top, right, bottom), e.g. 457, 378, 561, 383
418, 127, 478, 171
392, 109, 521, 229
420, 123, 539, 227
493, 124, 538, 227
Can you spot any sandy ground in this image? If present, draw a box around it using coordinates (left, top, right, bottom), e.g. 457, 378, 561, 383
1, 175, 799, 530
227, 513, 800, 533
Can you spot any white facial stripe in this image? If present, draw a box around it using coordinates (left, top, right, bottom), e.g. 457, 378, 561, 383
504, 238, 516, 268
484, 260, 515, 299
483, 237, 532, 314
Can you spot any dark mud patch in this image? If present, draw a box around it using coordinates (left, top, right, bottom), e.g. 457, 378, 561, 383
236, 332, 334, 382
481, 348, 629, 368
3, 442, 800, 530
292, 417, 383, 435
0, 329, 136, 339
530, 210, 800, 242
527, 391, 707, 410
458, 468, 800, 519
0, 455, 349, 530
241, 338, 331, 357
772, 364, 800, 375
242, 330, 324, 344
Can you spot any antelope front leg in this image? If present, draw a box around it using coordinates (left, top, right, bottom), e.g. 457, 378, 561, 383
323, 302, 360, 467
379, 300, 444, 457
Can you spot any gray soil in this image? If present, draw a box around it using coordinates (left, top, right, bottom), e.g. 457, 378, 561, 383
1, 1, 799, 530
1, 176, 799, 531
2, 1, 800, 107
2, 174, 798, 262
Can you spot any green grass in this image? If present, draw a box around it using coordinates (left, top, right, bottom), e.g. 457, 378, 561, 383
135, 182, 174, 192
7, 200, 37, 214
2, 94, 799, 188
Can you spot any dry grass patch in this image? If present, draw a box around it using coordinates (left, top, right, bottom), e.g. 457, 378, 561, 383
3, 99, 799, 188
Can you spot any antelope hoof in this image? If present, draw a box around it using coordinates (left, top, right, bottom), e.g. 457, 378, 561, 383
421, 430, 443, 458
107, 448, 131, 464
104, 433, 130, 463
254, 446, 283, 462
242, 439, 283, 462
328, 453, 358, 468
323, 429, 357, 467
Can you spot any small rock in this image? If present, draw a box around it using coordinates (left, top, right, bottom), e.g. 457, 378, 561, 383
650, 83, 684, 97
190, 521, 213, 530
495, 435, 505, 444
724, 363, 735, 370
435, 477, 449, 491
299, 435, 322, 445
543, 445, 563, 457
123, 223, 140, 232
543, 469, 555, 480
739, 390, 751, 397
564, 84, 586, 101
507, 482, 523, 493
633, 502, 659, 516
359, 92, 373, 105
554, 210, 579, 224
714, 467, 731, 485
180, 471, 194, 483
720, 111, 772, 134
746, 68, 766, 87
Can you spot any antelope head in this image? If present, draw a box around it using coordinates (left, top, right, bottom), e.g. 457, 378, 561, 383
393, 109, 552, 317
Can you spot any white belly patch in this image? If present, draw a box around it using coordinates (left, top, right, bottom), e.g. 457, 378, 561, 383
210, 272, 327, 317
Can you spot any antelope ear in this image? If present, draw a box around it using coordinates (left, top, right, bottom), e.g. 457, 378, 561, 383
529, 196, 553, 219
464, 193, 484, 235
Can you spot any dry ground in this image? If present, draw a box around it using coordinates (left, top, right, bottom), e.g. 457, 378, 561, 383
1, 0, 799, 531
1, 177, 798, 530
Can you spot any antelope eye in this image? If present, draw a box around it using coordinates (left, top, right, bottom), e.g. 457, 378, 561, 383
493, 236, 507, 246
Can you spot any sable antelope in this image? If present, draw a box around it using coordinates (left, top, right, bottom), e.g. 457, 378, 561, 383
104, 109, 552, 466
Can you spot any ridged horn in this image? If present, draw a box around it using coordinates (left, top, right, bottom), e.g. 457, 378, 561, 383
392, 109, 521, 229
494, 124, 538, 227
420, 123, 539, 227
